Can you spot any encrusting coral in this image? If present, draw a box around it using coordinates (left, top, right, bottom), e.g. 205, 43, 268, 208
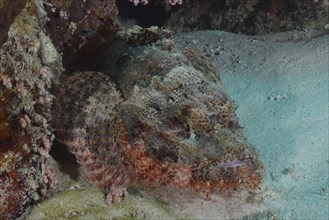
0, 0, 26, 47
0, 5, 62, 219
42, 0, 120, 72
52, 42, 264, 201
165, 0, 328, 34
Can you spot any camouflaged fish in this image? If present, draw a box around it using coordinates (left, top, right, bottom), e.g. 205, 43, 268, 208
52, 46, 264, 200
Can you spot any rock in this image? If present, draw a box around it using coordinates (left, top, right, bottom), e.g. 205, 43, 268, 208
0, 7, 62, 219
39, 31, 61, 65
27, 187, 179, 219
0, 0, 26, 47
165, 0, 329, 35
43, 0, 120, 72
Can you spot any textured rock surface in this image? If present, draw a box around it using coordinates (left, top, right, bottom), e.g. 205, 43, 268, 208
52, 45, 264, 198
0, 0, 26, 47
0, 6, 62, 219
165, 0, 329, 35
43, 0, 120, 72
27, 187, 179, 219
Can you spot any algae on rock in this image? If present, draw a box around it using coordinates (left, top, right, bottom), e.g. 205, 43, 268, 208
27, 187, 179, 220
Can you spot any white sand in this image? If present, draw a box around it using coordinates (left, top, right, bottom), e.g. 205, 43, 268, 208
174, 30, 329, 219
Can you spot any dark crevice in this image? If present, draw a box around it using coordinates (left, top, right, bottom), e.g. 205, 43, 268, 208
117, 0, 180, 27
50, 140, 80, 181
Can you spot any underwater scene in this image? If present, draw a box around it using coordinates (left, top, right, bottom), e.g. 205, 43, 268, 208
0, 0, 328, 219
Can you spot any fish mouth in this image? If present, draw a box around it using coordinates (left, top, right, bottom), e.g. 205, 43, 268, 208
191, 156, 264, 183
192, 157, 255, 172
213, 157, 253, 169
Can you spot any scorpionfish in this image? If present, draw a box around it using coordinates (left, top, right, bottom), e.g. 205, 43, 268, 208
52, 45, 264, 199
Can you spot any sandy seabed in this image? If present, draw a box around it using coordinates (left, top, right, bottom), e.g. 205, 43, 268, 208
173, 30, 329, 219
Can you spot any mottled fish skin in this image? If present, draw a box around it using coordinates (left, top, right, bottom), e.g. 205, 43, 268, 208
52, 71, 134, 190
52, 46, 264, 195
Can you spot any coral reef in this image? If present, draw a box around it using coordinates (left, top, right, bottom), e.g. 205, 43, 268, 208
39, 0, 329, 61
43, 0, 120, 72
118, 0, 328, 35
0, 6, 62, 219
41, 0, 329, 76
52, 44, 264, 199
0, 0, 326, 219
0, 0, 26, 47
165, 0, 329, 34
